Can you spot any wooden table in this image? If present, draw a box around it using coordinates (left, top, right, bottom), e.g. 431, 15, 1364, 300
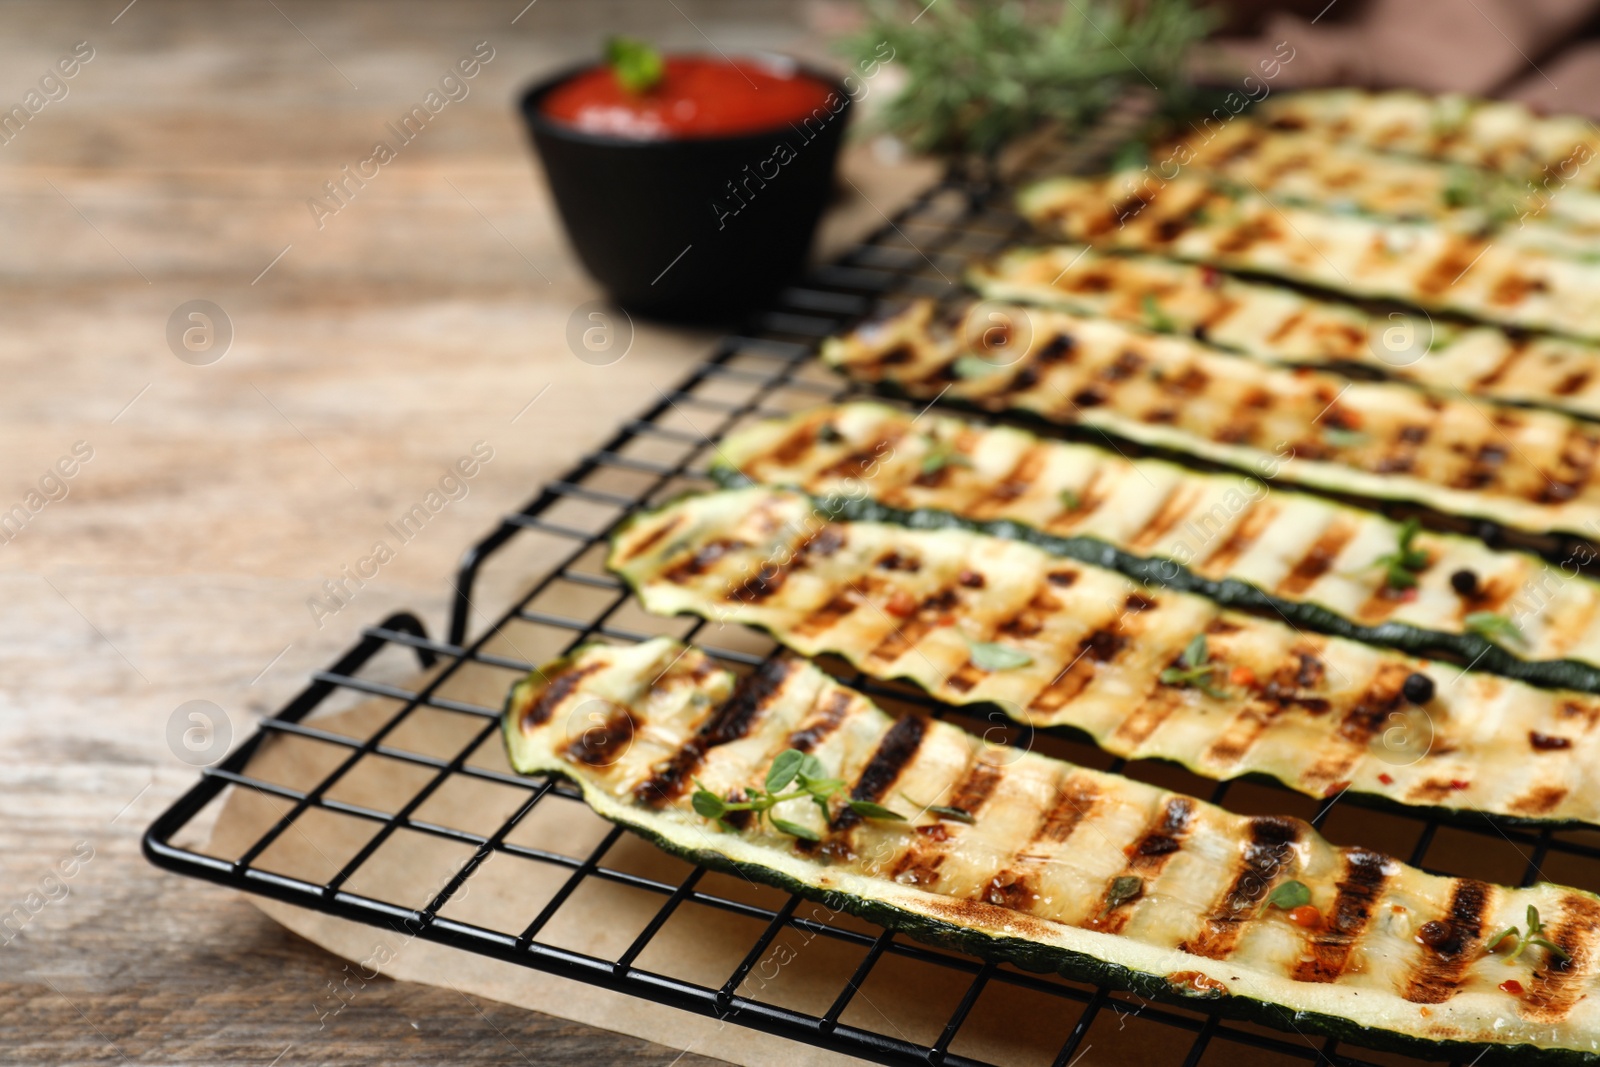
0, 2, 935, 1062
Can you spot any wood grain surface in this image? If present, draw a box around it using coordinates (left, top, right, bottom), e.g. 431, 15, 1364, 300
0, 2, 936, 1063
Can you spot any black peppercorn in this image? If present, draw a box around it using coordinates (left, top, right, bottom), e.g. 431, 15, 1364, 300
1449, 568, 1479, 597
1402, 672, 1435, 705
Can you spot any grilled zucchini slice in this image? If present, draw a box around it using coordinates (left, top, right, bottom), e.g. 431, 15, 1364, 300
609, 487, 1600, 827
1017, 172, 1600, 339
713, 401, 1600, 688
1255, 90, 1600, 183
504, 636, 1600, 1064
821, 298, 1600, 540
969, 244, 1600, 422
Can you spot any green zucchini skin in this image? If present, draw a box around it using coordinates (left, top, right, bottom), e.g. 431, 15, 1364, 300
608, 487, 1600, 830
706, 470, 1600, 695
504, 638, 1600, 1065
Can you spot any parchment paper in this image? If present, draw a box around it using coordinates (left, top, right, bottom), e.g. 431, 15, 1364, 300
198, 612, 1140, 1067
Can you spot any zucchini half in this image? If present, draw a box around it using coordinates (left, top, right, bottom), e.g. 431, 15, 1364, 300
1146, 119, 1600, 247
608, 487, 1600, 828
712, 401, 1600, 688
504, 636, 1600, 1064
969, 244, 1600, 423
1016, 172, 1600, 340
1255, 90, 1600, 184
821, 298, 1600, 541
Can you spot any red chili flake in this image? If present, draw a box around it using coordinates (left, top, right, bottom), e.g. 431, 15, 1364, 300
884, 591, 917, 617
1324, 780, 1350, 797
1500, 979, 1525, 995
1397, 587, 1419, 603
1449, 779, 1471, 790
1289, 905, 1321, 929
1378, 773, 1394, 785
1200, 265, 1222, 289
1230, 666, 1257, 687
937, 613, 956, 626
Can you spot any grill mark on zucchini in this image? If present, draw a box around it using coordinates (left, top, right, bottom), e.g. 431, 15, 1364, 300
1404, 879, 1493, 1004
833, 714, 927, 833
1095, 796, 1195, 934
1294, 848, 1391, 983
633, 656, 793, 806
1274, 519, 1358, 597
1184, 816, 1303, 960
784, 689, 854, 753
1524, 895, 1600, 1023
521, 663, 603, 728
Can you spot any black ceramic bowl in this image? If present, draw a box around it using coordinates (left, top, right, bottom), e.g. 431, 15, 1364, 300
519, 57, 852, 321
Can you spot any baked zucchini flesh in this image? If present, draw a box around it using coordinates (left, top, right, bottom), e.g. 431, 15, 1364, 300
714, 401, 1600, 685
504, 636, 1600, 1064
1017, 172, 1600, 340
609, 487, 1600, 828
1255, 89, 1600, 183
970, 244, 1600, 423
1149, 119, 1600, 243
822, 298, 1600, 540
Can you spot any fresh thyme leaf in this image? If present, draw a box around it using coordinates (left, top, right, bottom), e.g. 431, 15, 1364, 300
1265, 879, 1311, 911
1322, 427, 1369, 449
1159, 633, 1227, 698
1105, 874, 1144, 912
605, 36, 664, 95
837, 0, 1215, 158
798, 752, 828, 782
1141, 293, 1176, 333
1487, 905, 1570, 965
1374, 518, 1429, 591
969, 639, 1034, 671
771, 817, 821, 842
900, 792, 978, 824
691, 789, 726, 820
952, 354, 1004, 379
921, 440, 973, 476
847, 799, 906, 821
765, 749, 804, 792
1058, 487, 1081, 510
1464, 611, 1527, 648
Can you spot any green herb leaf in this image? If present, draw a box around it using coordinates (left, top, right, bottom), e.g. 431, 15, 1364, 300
798, 752, 828, 783
1265, 879, 1311, 911
605, 36, 664, 94
1375, 518, 1429, 591
1141, 293, 1176, 333
1322, 427, 1369, 449
765, 749, 804, 792
1159, 634, 1227, 698
691, 789, 726, 820
836, 0, 1215, 158
770, 817, 821, 842
900, 791, 978, 824
1487, 906, 1570, 965
848, 799, 907, 821
1057, 488, 1081, 511
1105, 875, 1144, 912
1180, 633, 1207, 669
969, 639, 1034, 671
1464, 611, 1526, 648
952, 354, 1004, 379
920, 440, 973, 476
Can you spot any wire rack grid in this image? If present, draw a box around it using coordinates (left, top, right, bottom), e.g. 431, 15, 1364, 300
143, 172, 1600, 1067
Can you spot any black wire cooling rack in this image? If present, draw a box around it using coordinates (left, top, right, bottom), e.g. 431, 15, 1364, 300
143, 167, 1600, 1067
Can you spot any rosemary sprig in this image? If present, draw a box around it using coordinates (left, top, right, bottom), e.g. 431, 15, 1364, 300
691, 749, 905, 841
1374, 518, 1430, 591
900, 792, 977, 824
1487, 905, 1571, 966
1158, 633, 1227, 698
837, 0, 1214, 159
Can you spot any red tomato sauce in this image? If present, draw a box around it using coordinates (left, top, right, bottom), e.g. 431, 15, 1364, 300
542, 55, 836, 140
